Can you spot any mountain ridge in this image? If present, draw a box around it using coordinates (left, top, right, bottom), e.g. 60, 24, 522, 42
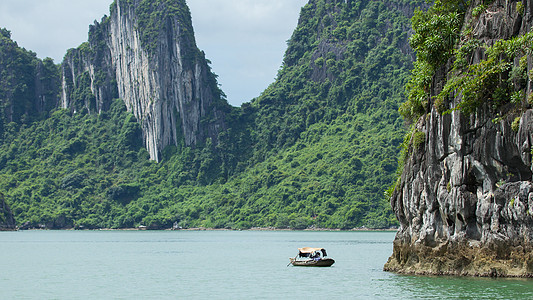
0, 0, 423, 230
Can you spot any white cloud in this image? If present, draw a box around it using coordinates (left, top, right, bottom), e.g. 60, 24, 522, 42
0, 0, 307, 106
0, 0, 111, 62
188, 0, 306, 105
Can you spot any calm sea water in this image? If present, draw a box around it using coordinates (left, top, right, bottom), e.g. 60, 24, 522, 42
1, 230, 533, 299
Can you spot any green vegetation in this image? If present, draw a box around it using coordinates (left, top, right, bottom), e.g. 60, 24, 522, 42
393, 0, 533, 199
437, 31, 533, 114
0, 28, 59, 138
0, 0, 424, 230
401, 0, 468, 122
113, 0, 196, 58
239, 0, 421, 228
0, 99, 399, 229
403, 0, 533, 122
471, 4, 487, 18
0, 101, 148, 229
511, 116, 521, 132
516, 1, 525, 16
412, 130, 426, 149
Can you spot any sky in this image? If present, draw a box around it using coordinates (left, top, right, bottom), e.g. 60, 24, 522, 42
0, 0, 306, 107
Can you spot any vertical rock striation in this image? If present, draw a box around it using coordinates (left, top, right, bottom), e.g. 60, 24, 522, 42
0, 192, 16, 231
385, 0, 533, 277
60, 34, 117, 114
61, 0, 228, 161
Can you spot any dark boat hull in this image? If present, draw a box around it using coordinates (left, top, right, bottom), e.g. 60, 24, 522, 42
290, 258, 335, 267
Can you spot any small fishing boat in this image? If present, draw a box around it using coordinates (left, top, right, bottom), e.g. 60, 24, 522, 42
288, 247, 335, 267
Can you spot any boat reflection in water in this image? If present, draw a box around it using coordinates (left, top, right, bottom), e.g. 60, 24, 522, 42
289, 247, 335, 267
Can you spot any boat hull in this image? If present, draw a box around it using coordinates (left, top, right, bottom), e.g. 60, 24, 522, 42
290, 258, 335, 267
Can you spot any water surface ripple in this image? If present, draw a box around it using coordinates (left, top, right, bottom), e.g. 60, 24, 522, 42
1, 230, 532, 299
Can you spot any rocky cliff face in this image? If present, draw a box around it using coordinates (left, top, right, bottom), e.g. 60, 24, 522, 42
0, 192, 15, 231
385, 0, 533, 277
61, 0, 227, 161
61, 17, 117, 115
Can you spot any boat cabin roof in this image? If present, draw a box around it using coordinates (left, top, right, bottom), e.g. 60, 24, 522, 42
298, 247, 325, 254
297, 247, 328, 257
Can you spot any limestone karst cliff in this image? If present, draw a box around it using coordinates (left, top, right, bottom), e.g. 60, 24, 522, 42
385, 0, 533, 277
0, 0, 430, 230
0, 192, 16, 231
61, 0, 228, 161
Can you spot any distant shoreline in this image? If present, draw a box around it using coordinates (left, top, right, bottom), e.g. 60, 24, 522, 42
12, 226, 399, 232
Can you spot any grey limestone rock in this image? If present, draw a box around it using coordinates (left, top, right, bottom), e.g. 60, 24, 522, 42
61, 0, 227, 161
385, 0, 533, 277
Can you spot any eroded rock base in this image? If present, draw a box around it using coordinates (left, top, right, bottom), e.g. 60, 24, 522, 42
384, 239, 533, 277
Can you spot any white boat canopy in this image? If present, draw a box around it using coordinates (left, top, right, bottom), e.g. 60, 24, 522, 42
297, 247, 328, 257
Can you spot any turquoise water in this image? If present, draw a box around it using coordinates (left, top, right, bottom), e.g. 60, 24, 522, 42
1, 230, 533, 299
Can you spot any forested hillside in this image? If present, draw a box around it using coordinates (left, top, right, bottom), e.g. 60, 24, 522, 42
0, 0, 423, 230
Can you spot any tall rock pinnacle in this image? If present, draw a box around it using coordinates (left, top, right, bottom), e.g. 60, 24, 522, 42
61, 0, 228, 161
385, 0, 533, 277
